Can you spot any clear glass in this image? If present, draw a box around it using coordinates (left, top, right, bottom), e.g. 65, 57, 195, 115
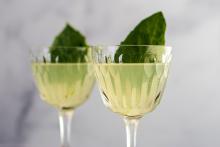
92, 45, 172, 147
30, 47, 95, 147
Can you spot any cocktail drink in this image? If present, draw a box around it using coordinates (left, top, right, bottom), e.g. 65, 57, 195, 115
31, 47, 94, 147
92, 45, 172, 147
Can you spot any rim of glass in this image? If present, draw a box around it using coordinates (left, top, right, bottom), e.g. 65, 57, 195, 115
90, 45, 171, 47
90, 45, 172, 51
30, 46, 89, 50
29, 46, 89, 55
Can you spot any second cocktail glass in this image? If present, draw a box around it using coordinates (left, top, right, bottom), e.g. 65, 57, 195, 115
92, 45, 172, 147
31, 47, 95, 147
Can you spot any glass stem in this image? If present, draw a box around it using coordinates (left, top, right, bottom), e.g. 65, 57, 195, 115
124, 117, 140, 147
59, 110, 74, 147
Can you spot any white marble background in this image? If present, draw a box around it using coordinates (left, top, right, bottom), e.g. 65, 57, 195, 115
0, 0, 220, 146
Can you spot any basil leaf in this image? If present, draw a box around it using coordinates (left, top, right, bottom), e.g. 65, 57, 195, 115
50, 23, 87, 63
114, 11, 166, 63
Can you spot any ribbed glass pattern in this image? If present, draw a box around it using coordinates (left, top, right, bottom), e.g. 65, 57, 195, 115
32, 63, 94, 109
95, 63, 169, 117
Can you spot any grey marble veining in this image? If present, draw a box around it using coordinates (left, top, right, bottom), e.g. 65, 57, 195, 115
0, 0, 220, 146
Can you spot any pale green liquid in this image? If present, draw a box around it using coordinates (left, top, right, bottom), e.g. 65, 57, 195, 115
95, 63, 169, 117
32, 63, 94, 110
